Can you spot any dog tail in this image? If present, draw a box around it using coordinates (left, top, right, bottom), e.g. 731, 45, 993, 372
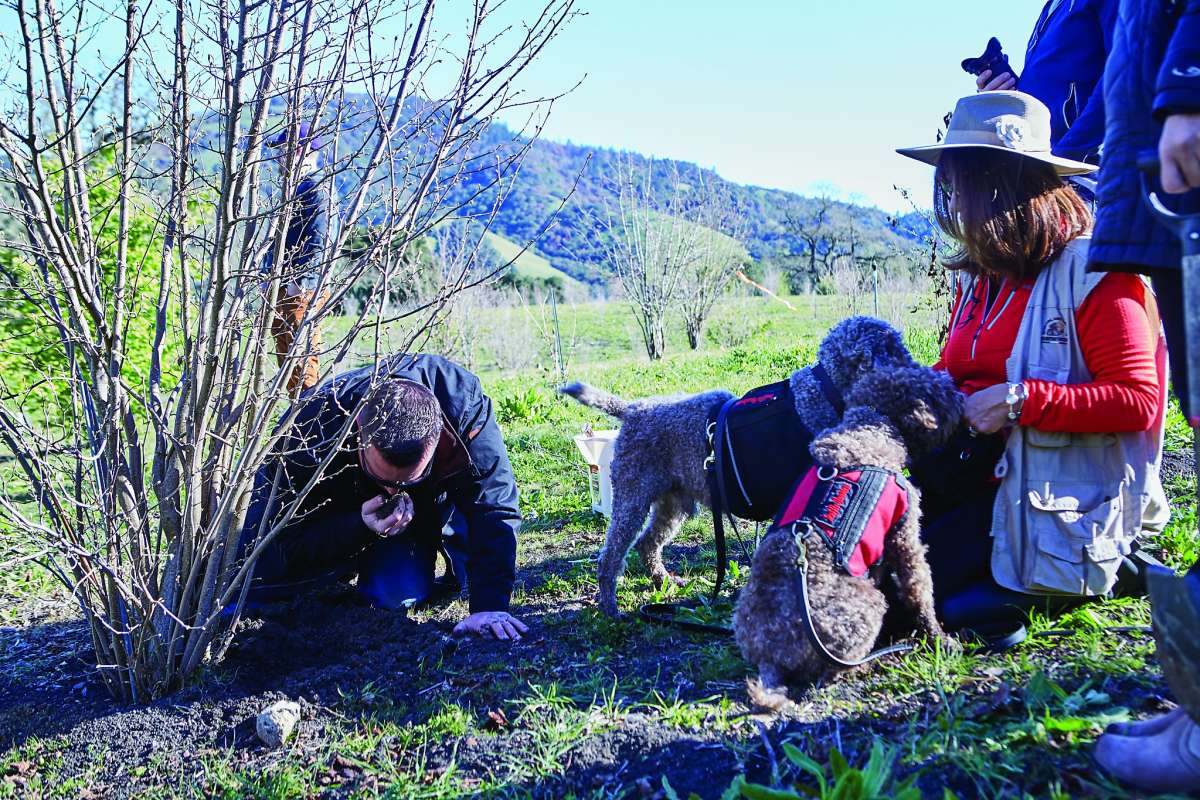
558, 381, 629, 419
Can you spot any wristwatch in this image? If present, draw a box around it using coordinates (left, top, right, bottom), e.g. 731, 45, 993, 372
1005, 381, 1028, 421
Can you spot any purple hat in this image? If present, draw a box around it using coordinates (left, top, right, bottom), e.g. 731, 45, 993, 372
266, 120, 322, 151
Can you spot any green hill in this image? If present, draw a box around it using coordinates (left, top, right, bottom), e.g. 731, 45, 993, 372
485, 231, 583, 293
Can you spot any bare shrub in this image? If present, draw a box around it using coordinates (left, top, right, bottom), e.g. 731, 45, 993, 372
0, 0, 577, 701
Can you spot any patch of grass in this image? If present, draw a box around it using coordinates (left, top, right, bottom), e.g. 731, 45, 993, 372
500, 683, 615, 783
425, 700, 473, 738
724, 739, 921, 800
0, 736, 99, 800
641, 690, 739, 732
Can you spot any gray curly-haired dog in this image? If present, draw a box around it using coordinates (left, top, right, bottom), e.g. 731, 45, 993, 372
734, 365, 962, 709
560, 317, 917, 616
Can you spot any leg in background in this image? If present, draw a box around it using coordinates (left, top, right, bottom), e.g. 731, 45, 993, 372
271, 285, 327, 394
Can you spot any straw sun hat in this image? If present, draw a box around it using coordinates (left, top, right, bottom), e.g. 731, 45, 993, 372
896, 91, 1097, 176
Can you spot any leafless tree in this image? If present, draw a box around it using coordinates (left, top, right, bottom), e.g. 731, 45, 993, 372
677, 177, 749, 350
598, 156, 716, 361
0, 0, 577, 702
783, 194, 843, 292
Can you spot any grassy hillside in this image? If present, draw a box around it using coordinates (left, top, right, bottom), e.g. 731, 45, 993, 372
485, 231, 584, 292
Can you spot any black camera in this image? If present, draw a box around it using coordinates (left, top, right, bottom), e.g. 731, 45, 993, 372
961, 37, 1019, 82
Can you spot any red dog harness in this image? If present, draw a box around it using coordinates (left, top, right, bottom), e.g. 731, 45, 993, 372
766, 462, 916, 668
771, 464, 911, 577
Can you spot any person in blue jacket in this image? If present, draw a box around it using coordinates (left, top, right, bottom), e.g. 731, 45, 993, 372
264, 120, 334, 393
1087, 0, 1200, 792
976, 0, 1118, 165
237, 353, 528, 641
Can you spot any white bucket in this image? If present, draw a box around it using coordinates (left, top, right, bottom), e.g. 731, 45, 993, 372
573, 429, 619, 517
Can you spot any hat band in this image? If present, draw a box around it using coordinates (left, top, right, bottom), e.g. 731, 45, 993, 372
941, 129, 1047, 154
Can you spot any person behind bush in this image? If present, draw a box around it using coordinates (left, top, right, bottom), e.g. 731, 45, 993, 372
236, 353, 528, 641
264, 120, 334, 394
1086, 0, 1200, 791
975, 0, 1117, 167
895, 91, 1169, 635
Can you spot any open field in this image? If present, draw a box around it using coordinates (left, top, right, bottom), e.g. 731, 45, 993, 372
1, 295, 1197, 799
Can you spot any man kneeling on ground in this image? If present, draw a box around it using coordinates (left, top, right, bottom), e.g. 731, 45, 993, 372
237, 353, 527, 641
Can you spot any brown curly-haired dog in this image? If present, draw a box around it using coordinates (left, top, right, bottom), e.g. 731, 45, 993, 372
734, 365, 962, 708
560, 317, 918, 617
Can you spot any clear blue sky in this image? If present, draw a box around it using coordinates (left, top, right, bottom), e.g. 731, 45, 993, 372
491, 0, 1047, 212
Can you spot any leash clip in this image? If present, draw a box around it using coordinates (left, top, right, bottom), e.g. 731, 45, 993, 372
817, 465, 839, 481
791, 520, 812, 570
704, 421, 717, 470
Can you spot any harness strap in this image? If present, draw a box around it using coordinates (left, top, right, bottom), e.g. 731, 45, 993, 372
811, 362, 845, 416
707, 396, 739, 599
790, 524, 914, 668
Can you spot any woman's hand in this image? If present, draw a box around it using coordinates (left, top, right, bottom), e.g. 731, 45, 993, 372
975, 69, 1017, 93
454, 611, 529, 641
964, 383, 1016, 434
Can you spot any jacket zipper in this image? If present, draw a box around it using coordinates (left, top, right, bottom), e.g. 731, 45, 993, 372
968, 278, 1016, 360
1062, 82, 1078, 129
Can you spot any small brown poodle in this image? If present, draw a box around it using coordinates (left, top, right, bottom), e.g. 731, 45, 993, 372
733, 365, 962, 708
560, 317, 918, 616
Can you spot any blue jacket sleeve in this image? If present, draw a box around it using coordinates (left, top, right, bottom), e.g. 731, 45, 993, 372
1054, 0, 1119, 162
1155, 0, 1200, 117
448, 390, 521, 613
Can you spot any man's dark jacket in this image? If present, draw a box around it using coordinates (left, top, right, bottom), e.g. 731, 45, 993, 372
241, 354, 520, 613
1020, 0, 1120, 163
1091, 0, 1200, 271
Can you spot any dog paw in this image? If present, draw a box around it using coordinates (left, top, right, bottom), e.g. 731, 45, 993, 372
745, 677, 791, 712
935, 632, 965, 656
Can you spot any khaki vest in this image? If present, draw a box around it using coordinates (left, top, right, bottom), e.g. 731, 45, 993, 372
982, 236, 1170, 596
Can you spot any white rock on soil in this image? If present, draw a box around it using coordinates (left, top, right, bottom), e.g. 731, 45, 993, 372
256, 700, 301, 747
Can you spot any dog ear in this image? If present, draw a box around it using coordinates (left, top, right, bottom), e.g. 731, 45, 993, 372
910, 398, 939, 431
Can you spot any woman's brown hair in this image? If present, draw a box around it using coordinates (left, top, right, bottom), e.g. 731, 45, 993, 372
933, 149, 1092, 280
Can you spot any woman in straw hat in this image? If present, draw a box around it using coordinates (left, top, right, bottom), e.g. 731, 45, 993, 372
895, 91, 1169, 638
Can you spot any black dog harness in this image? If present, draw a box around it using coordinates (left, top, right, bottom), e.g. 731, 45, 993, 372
705, 365, 842, 597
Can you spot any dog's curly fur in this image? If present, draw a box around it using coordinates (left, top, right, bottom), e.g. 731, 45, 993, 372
560, 317, 918, 617
733, 366, 963, 709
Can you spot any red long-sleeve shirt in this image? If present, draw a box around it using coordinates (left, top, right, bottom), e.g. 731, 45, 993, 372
933, 271, 1164, 433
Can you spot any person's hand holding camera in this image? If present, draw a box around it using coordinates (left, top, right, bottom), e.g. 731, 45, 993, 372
361, 492, 414, 537
1159, 113, 1200, 194
975, 69, 1017, 93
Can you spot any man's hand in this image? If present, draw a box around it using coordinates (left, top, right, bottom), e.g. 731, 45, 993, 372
976, 69, 1017, 93
964, 383, 1015, 434
361, 492, 413, 537
453, 611, 528, 641
1159, 113, 1200, 194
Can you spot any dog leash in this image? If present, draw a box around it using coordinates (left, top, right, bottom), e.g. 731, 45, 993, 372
706, 397, 739, 600
638, 599, 735, 635
790, 520, 915, 668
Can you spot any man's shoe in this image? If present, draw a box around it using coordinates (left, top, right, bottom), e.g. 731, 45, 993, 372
1094, 710, 1200, 795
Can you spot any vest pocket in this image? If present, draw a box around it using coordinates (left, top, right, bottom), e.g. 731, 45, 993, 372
1023, 483, 1128, 595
